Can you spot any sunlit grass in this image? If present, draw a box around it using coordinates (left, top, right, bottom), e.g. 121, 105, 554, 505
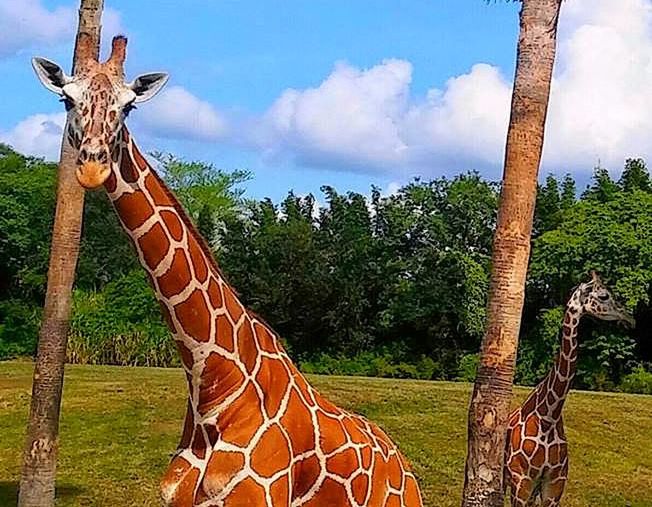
1, 361, 650, 506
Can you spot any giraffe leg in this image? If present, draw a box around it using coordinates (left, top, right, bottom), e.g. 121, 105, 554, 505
540, 460, 568, 507
160, 452, 201, 507
509, 476, 536, 507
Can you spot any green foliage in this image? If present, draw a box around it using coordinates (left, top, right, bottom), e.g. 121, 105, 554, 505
1, 143, 650, 390
68, 270, 177, 366
516, 307, 563, 386
582, 166, 620, 203
619, 365, 652, 395
222, 173, 496, 377
534, 174, 576, 236
153, 153, 251, 242
619, 158, 651, 193
299, 350, 441, 380
0, 146, 56, 300
0, 299, 41, 359
456, 353, 480, 382
578, 333, 637, 390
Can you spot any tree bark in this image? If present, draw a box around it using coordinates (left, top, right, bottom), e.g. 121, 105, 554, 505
461, 1, 562, 506
17, 2, 104, 506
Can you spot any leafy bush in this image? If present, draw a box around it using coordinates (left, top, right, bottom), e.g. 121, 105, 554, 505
456, 353, 480, 382
299, 350, 441, 380
620, 366, 652, 395
0, 300, 41, 359
68, 271, 177, 367
516, 307, 563, 386
578, 333, 637, 390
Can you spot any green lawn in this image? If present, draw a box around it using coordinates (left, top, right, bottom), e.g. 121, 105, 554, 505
1, 361, 651, 506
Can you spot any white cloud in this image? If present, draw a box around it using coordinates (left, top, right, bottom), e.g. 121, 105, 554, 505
258, 59, 411, 170
136, 86, 228, 142
402, 63, 511, 171
6, 0, 652, 178
0, 86, 228, 157
543, 0, 652, 171
254, 59, 510, 175
0, 0, 123, 60
383, 181, 402, 196
0, 112, 66, 160
255, 0, 652, 176
0, 0, 73, 58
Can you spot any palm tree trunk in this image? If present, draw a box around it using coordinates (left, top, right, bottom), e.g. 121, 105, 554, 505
461, 1, 562, 506
17, 2, 104, 506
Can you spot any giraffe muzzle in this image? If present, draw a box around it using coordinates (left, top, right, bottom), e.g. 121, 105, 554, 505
76, 161, 111, 189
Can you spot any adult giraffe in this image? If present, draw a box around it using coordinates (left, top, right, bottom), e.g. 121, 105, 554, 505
505, 272, 634, 506
32, 35, 423, 507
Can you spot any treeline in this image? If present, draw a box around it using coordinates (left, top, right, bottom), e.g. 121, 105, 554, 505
1, 143, 651, 393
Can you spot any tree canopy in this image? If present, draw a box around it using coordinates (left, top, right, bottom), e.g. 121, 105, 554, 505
1, 143, 650, 392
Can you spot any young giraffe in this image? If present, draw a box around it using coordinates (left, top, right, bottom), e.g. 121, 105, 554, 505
505, 272, 634, 506
33, 35, 423, 507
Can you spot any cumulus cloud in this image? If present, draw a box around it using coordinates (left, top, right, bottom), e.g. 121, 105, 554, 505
0, 85, 228, 155
136, 86, 228, 142
0, 112, 66, 160
0, 0, 122, 59
543, 0, 652, 171
0, 0, 73, 58
402, 64, 511, 171
256, 0, 652, 176
254, 59, 510, 175
6, 0, 652, 178
258, 59, 411, 169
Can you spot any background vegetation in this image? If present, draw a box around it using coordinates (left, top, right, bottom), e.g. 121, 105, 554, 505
1, 362, 651, 506
1, 144, 651, 392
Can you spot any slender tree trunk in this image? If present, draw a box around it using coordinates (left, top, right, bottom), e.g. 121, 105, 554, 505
17, 2, 104, 506
461, 1, 562, 506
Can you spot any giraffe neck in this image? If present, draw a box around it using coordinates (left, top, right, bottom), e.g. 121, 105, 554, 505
537, 297, 583, 421
104, 127, 262, 416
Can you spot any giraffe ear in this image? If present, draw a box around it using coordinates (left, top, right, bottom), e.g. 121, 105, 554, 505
128, 72, 169, 103
32, 57, 71, 95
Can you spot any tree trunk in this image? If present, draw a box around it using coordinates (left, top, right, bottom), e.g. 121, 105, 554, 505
17, 2, 104, 506
461, 1, 562, 506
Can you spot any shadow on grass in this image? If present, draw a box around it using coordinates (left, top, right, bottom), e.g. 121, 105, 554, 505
0, 481, 84, 504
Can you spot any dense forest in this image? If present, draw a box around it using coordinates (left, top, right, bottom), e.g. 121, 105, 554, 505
1, 144, 651, 393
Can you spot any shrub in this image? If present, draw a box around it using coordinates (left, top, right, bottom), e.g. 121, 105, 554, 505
620, 366, 652, 395
516, 307, 563, 386
456, 353, 480, 382
0, 299, 41, 359
578, 332, 637, 390
68, 271, 177, 367
299, 350, 440, 380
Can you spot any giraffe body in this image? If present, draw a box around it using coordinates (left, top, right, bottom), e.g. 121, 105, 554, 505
32, 35, 423, 507
504, 274, 634, 506
112, 131, 422, 506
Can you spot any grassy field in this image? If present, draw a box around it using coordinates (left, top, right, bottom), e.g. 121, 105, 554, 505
0, 361, 651, 506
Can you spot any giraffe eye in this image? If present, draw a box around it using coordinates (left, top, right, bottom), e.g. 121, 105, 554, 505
59, 96, 75, 112
123, 101, 137, 115
598, 293, 609, 301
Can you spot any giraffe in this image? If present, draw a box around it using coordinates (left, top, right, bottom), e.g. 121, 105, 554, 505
32, 35, 423, 507
504, 272, 635, 507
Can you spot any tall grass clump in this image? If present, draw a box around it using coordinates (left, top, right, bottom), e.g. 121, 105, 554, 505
68, 270, 178, 367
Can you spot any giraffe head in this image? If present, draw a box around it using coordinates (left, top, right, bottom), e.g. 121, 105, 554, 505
577, 271, 635, 328
32, 34, 168, 189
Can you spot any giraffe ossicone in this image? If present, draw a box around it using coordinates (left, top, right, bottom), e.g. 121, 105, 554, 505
505, 272, 634, 507
33, 35, 424, 506
32, 34, 168, 189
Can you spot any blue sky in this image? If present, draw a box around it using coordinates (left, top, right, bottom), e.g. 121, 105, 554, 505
2, 0, 651, 201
